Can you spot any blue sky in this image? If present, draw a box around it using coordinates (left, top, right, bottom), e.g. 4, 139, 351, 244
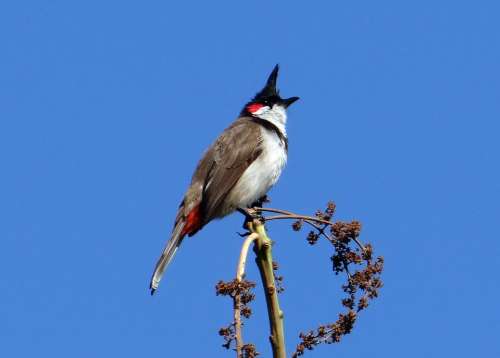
1, 1, 499, 357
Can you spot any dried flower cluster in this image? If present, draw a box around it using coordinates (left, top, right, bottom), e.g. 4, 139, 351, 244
216, 278, 257, 353
218, 325, 236, 350
218, 327, 260, 358
291, 202, 384, 357
241, 344, 259, 358
294, 310, 357, 356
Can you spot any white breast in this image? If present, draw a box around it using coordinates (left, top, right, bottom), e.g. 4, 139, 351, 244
227, 126, 287, 209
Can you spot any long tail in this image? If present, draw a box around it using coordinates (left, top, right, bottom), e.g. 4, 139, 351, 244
149, 221, 185, 295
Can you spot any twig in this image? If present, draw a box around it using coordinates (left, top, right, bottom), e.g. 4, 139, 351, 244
258, 211, 365, 250
253, 207, 326, 232
237, 233, 259, 280
234, 233, 259, 357
252, 207, 296, 216
248, 219, 286, 358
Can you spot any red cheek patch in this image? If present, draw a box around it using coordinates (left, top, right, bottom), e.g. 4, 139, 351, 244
247, 103, 264, 114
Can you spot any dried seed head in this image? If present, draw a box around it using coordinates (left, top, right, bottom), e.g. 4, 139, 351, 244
292, 220, 303, 231
289, 201, 383, 357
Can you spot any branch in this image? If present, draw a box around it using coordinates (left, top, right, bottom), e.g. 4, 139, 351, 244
254, 208, 365, 250
236, 233, 259, 280
247, 219, 286, 358
234, 233, 259, 357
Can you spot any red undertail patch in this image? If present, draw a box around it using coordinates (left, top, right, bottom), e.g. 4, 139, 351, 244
181, 205, 202, 237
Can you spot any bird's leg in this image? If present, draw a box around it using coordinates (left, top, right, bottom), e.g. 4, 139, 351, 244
237, 195, 270, 233
251, 195, 270, 209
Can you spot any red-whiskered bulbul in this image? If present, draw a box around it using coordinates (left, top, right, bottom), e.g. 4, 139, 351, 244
150, 65, 299, 294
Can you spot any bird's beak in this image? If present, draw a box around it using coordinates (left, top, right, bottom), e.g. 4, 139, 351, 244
282, 96, 300, 108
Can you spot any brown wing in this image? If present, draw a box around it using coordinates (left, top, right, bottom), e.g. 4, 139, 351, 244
150, 118, 262, 292
195, 117, 263, 222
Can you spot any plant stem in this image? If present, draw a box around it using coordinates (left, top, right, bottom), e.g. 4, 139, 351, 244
257, 210, 365, 250
234, 233, 259, 357
249, 219, 286, 358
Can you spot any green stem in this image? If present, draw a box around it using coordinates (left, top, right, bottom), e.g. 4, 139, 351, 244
249, 219, 286, 358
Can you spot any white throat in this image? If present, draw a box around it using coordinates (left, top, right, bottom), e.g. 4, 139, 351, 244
253, 104, 287, 137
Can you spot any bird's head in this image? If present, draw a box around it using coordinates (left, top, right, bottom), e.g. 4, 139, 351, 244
242, 65, 299, 127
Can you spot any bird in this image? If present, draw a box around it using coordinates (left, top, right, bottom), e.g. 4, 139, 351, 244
150, 65, 299, 294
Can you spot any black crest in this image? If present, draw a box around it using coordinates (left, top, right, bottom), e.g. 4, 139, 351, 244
241, 64, 299, 116
252, 64, 280, 101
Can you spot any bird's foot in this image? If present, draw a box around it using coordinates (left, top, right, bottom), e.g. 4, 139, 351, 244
237, 207, 260, 231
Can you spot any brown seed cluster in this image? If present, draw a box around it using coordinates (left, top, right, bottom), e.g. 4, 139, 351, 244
330, 221, 362, 274
216, 279, 256, 310
293, 310, 357, 357
241, 344, 259, 358
292, 219, 303, 231
291, 202, 384, 357
316, 201, 336, 221
218, 325, 261, 357
306, 231, 319, 245
218, 324, 236, 350
216, 278, 257, 351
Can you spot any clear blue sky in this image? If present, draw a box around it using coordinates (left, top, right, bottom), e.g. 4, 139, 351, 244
1, 1, 499, 357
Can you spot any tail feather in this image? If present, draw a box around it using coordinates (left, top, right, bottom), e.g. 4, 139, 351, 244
149, 222, 185, 295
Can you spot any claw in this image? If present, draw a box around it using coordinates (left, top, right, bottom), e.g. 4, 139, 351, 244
237, 208, 256, 232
